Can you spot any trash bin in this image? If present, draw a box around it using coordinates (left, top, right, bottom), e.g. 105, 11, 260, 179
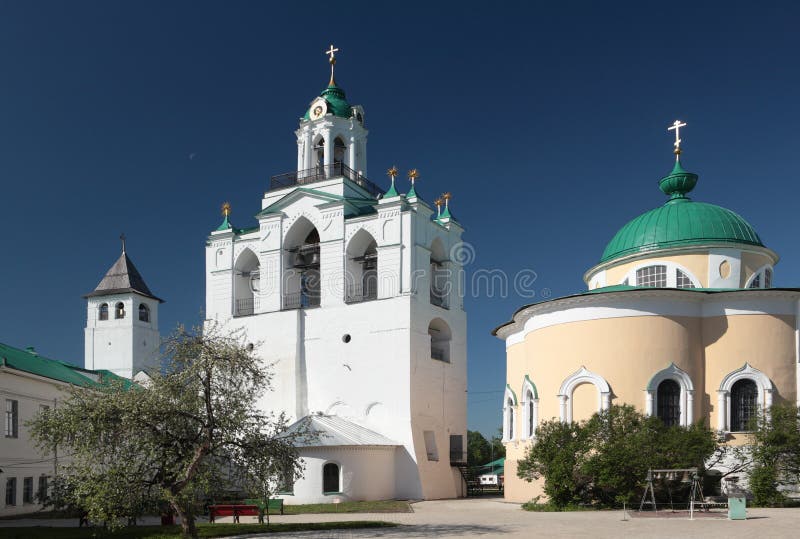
728, 496, 746, 520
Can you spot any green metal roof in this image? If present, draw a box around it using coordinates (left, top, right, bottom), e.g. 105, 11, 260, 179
1, 342, 97, 387
600, 160, 764, 263
302, 84, 352, 121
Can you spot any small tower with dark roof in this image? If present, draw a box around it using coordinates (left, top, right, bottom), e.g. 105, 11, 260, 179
83, 236, 162, 378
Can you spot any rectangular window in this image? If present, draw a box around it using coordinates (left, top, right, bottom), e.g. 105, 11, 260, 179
636, 265, 667, 287
5, 399, 18, 438
37, 476, 48, 503
23, 477, 33, 504
449, 434, 464, 463
423, 430, 438, 461
5, 477, 16, 506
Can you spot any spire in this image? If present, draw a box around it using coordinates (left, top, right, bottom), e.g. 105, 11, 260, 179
407, 168, 419, 199
659, 120, 698, 200
120, 233, 126, 255
325, 44, 339, 87
216, 202, 233, 231
440, 192, 452, 220
384, 166, 399, 198
434, 197, 443, 218
85, 239, 162, 302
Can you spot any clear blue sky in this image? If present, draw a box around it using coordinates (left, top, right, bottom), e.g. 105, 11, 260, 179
1, 1, 798, 438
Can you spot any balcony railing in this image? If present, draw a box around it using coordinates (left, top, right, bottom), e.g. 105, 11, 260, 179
282, 292, 321, 311
269, 163, 385, 199
345, 283, 378, 304
430, 290, 450, 310
234, 297, 259, 317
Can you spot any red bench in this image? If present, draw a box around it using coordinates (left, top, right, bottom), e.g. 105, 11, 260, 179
208, 504, 259, 522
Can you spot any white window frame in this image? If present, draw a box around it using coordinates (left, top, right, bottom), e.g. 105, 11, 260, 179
645, 363, 694, 426
745, 265, 774, 289
502, 385, 518, 442
521, 376, 539, 440
621, 261, 701, 289
557, 366, 611, 423
716, 363, 773, 433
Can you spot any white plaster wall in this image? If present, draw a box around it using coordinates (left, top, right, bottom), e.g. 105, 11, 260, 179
708, 249, 742, 289
278, 447, 396, 504
0, 370, 66, 516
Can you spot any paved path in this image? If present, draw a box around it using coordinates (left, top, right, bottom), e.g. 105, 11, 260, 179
3, 498, 799, 538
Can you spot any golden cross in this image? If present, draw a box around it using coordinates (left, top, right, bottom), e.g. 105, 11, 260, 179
668, 120, 687, 155
221, 202, 231, 217
325, 44, 339, 85
387, 166, 398, 179
408, 169, 419, 184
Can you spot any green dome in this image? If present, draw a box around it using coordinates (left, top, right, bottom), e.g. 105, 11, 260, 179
302, 84, 352, 121
600, 161, 764, 263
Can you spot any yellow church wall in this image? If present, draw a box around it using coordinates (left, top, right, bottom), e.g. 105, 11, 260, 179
502, 307, 798, 502
739, 251, 774, 287
603, 253, 710, 287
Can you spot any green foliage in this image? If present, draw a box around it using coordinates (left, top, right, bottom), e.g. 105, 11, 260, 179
516, 404, 718, 508
28, 324, 305, 539
466, 430, 504, 466
748, 403, 800, 506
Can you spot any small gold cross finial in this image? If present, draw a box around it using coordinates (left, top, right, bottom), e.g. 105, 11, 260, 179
408, 169, 419, 184
325, 44, 339, 86
667, 120, 687, 157
442, 192, 452, 204
434, 198, 443, 207
221, 202, 231, 217
120, 233, 126, 254
387, 166, 398, 179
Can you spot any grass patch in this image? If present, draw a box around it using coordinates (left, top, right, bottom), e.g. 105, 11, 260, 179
521, 501, 593, 512
283, 500, 413, 514
0, 521, 396, 539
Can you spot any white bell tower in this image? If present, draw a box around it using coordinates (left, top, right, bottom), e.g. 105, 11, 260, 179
295, 45, 368, 176
84, 236, 162, 379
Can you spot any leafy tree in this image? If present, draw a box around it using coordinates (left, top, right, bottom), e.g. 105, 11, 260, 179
467, 430, 505, 466
748, 403, 800, 505
517, 405, 717, 508
30, 324, 303, 538
517, 419, 590, 507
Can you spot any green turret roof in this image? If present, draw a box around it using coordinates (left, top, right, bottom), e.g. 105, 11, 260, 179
302, 84, 353, 121
600, 159, 764, 263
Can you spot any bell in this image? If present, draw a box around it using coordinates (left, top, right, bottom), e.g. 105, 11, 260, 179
681, 471, 691, 483
293, 252, 307, 267
308, 251, 321, 266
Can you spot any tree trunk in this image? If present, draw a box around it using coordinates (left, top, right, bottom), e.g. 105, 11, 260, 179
170, 500, 197, 539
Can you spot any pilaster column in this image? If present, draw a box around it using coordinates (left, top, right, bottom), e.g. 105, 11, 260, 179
716, 391, 727, 431
645, 391, 654, 416
601, 392, 611, 411
685, 390, 694, 425
559, 395, 568, 423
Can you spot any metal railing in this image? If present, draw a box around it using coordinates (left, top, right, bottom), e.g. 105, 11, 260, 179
449, 451, 467, 464
269, 163, 385, 199
345, 283, 378, 304
234, 297, 259, 317
282, 292, 321, 310
430, 290, 450, 310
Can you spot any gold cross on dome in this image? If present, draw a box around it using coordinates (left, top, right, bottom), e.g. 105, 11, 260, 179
221, 202, 231, 217
668, 120, 687, 155
387, 166, 398, 179
325, 44, 339, 63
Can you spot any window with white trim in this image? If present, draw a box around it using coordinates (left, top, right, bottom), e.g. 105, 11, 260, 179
748, 266, 774, 289
524, 390, 536, 438
730, 379, 758, 432
636, 265, 667, 287
676, 269, 695, 289
5, 399, 18, 438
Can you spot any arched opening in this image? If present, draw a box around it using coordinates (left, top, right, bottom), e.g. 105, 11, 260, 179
558, 366, 611, 423
730, 379, 758, 432
345, 229, 378, 303
504, 396, 515, 441
636, 265, 667, 287
114, 302, 125, 319
429, 238, 449, 309
234, 249, 260, 316
138, 303, 150, 323
284, 218, 321, 309
428, 318, 451, 362
656, 379, 681, 426
314, 138, 325, 170
98, 303, 109, 321
322, 462, 340, 494
333, 136, 346, 169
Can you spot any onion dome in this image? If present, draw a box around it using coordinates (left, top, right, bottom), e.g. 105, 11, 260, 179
302, 84, 353, 121
600, 159, 764, 263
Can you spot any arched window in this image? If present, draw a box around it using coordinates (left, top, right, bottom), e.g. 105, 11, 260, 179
138, 303, 150, 322
314, 138, 324, 169
284, 218, 321, 310
428, 318, 452, 362
521, 376, 539, 439
345, 229, 378, 303
429, 238, 449, 309
98, 303, 109, 321
557, 366, 611, 423
322, 463, 340, 494
234, 249, 260, 317
636, 265, 667, 287
748, 266, 774, 289
717, 363, 773, 433
676, 269, 696, 289
114, 302, 125, 319
730, 379, 758, 432
502, 385, 517, 442
656, 379, 681, 426
333, 136, 346, 167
